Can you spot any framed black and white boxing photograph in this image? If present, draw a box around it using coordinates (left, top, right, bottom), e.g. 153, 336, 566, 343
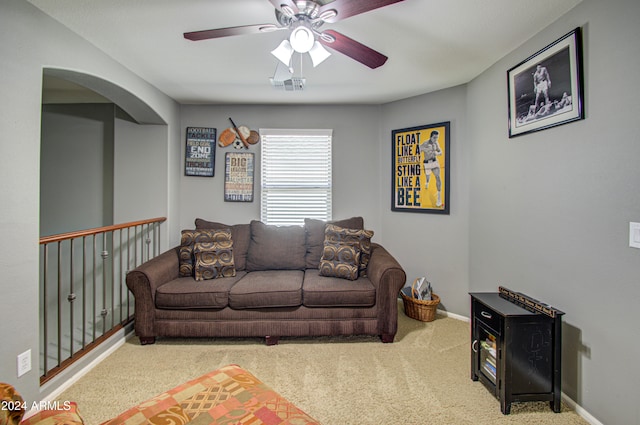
392, 122, 450, 215
507, 27, 584, 138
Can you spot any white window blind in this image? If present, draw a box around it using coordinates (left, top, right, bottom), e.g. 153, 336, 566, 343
260, 129, 332, 226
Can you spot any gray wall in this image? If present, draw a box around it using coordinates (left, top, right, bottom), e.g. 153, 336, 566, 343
379, 85, 470, 315
466, 1, 640, 424
178, 104, 383, 238
114, 112, 168, 224
40, 104, 115, 236
0, 0, 180, 405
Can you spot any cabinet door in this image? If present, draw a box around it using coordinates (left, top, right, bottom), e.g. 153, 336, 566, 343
477, 325, 498, 386
506, 320, 553, 395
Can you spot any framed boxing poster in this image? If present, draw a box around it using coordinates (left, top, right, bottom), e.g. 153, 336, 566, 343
392, 122, 450, 214
507, 27, 584, 138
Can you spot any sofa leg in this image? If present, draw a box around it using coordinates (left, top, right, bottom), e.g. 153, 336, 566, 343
380, 334, 395, 343
139, 336, 156, 345
265, 336, 279, 346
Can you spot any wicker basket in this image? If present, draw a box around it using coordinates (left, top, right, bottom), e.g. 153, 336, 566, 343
401, 279, 440, 322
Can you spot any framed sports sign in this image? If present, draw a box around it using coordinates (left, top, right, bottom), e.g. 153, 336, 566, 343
185, 127, 216, 177
392, 122, 450, 214
224, 152, 254, 202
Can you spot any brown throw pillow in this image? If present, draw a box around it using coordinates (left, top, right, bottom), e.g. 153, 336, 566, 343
319, 241, 361, 280
193, 229, 236, 281
323, 224, 374, 277
246, 220, 306, 271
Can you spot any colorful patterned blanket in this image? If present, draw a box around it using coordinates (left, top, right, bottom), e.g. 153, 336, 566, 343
7, 365, 320, 425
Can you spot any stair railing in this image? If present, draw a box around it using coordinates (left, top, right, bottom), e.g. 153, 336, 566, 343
38, 217, 166, 384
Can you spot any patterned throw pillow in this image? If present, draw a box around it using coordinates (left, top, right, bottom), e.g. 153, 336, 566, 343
193, 229, 236, 281
179, 229, 234, 278
323, 224, 374, 277
319, 242, 361, 280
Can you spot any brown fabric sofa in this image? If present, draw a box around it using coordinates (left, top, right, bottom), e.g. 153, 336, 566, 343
126, 217, 407, 345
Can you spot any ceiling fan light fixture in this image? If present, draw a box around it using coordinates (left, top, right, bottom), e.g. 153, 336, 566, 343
271, 39, 294, 65
289, 24, 315, 53
308, 41, 331, 67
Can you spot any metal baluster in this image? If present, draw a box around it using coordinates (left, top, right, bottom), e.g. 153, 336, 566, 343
69, 239, 75, 359
110, 231, 115, 329
126, 226, 131, 320
57, 241, 62, 367
101, 233, 109, 335
92, 235, 97, 342
42, 243, 49, 377
82, 236, 87, 349
118, 229, 123, 324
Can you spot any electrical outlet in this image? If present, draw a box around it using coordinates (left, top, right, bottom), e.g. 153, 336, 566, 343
17, 350, 31, 377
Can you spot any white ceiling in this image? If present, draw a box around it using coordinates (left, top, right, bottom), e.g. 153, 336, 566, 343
28, 0, 582, 105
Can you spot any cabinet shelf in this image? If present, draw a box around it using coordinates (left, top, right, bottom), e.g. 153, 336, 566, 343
470, 292, 564, 415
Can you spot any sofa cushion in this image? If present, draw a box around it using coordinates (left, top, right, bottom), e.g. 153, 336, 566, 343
303, 270, 376, 307
195, 219, 250, 271
318, 241, 361, 281
155, 273, 246, 309
324, 224, 374, 277
304, 217, 364, 269
246, 221, 306, 271
193, 229, 236, 281
229, 270, 303, 309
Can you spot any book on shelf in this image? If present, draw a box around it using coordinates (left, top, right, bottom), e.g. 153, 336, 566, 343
483, 363, 496, 380
480, 340, 496, 358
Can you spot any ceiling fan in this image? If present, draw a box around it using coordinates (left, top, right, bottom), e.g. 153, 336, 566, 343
184, 0, 406, 69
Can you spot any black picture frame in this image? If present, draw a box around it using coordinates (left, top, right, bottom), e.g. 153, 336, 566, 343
224, 152, 254, 202
507, 27, 584, 138
392, 122, 450, 214
185, 127, 216, 176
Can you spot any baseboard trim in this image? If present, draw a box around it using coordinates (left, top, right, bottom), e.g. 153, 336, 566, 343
436, 308, 470, 322
562, 394, 604, 425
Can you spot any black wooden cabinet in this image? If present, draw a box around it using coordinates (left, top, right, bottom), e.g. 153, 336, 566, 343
470, 292, 563, 414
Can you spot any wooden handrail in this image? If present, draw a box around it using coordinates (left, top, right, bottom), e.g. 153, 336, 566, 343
39, 217, 167, 245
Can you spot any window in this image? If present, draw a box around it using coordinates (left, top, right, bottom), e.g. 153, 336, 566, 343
260, 129, 332, 225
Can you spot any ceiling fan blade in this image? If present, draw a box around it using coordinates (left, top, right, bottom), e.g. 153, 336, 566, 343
184, 24, 283, 41
319, 29, 388, 69
319, 0, 405, 23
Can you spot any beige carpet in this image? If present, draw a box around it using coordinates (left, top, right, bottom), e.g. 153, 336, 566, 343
57, 302, 588, 425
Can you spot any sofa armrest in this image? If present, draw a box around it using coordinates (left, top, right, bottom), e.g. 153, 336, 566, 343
126, 247, 180, 342
366, 243, 407, 342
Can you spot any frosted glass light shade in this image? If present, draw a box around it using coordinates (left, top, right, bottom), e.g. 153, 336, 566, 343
309, 42, 331, 67
271, 40, 294, 66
